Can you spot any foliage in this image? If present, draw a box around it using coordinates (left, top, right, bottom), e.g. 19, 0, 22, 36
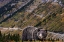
0, 31, 20, 42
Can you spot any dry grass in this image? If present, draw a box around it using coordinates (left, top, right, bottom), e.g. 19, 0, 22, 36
11, 40, 63, 42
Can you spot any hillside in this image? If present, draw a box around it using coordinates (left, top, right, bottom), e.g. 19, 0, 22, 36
0, 0, 64, 33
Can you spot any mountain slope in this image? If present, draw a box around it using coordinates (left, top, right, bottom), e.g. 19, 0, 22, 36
0, 0, 64, 33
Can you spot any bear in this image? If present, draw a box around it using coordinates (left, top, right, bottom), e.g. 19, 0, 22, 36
22, 26, 47, 41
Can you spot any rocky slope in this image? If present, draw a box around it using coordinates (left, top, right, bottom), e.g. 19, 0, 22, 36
47, 31, 64, 41
0, 0, 64, 32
